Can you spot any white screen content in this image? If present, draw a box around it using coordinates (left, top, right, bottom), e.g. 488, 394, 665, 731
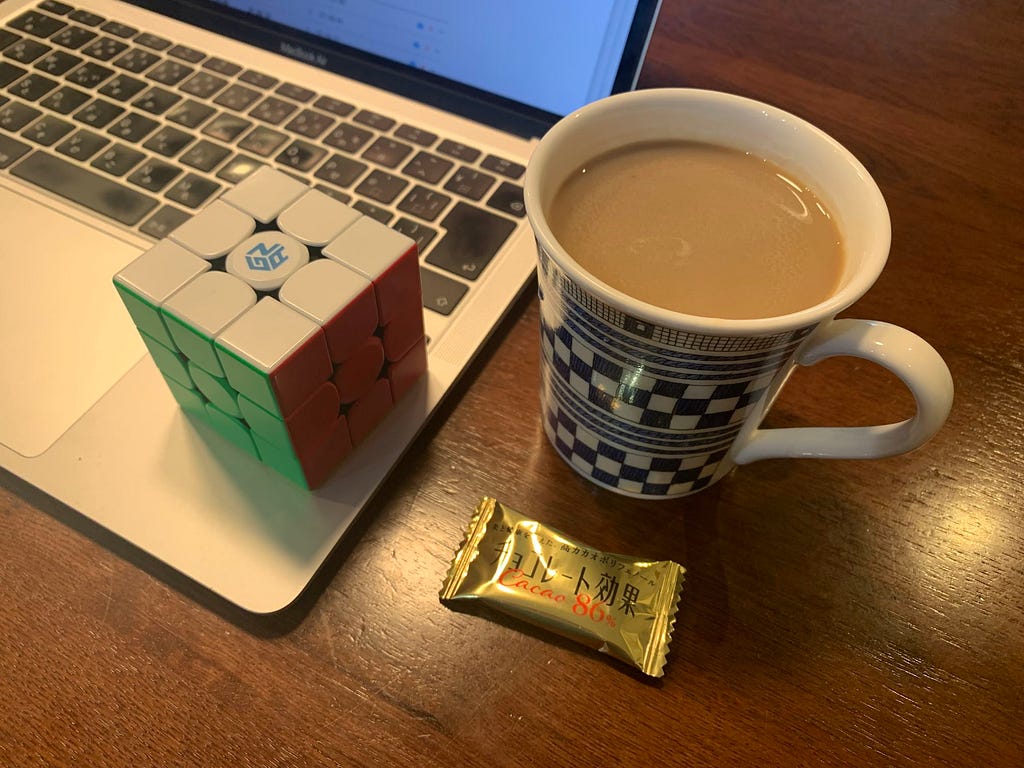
214, 0, 642, 115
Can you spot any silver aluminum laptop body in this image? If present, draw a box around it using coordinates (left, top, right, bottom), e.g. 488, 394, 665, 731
0, 0, 660, 612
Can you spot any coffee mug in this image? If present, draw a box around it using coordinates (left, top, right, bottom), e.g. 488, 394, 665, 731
523, 88, 954, 499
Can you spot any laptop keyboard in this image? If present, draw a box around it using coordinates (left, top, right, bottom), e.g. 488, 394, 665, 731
0, 0, 529, 320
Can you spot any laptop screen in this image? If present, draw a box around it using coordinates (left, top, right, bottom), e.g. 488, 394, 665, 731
128, 0, 661, 136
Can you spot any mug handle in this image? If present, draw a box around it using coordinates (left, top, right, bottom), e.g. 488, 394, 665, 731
731, 318, 954, 464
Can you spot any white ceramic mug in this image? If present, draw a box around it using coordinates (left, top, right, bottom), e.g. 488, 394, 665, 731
524, 88, 954, 499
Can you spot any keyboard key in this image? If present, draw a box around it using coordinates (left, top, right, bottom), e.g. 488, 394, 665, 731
213, 83, 260, 111
67, 10, 105, 28
66, 60, 113, 87
180, 139, 231, 172
249, 95, 295, 125
352, 199, 392, 224
0, 62, 27, 88
20, 114, 74, 145
395, 124, 437, 147
168, 44, 204, 63
0, 29, 20, 50
127, 158, 181, 192
437, 139, 481, 163
73, 98, 123, 127
419, 266, 468, 315
134, 32, 171, 51
4, 39, 52, 63
165, 173, 220, 208
55, 127, 108, 159
203, 57, 242, 77
392, 217, 437, 253
49, 25, 96, 50
275, 82, 315, 102
11, 149, 158, 225
80, 36, 128, 61
0, 100, 42, 130
0, 133, 32, 168
486, 181, 525, 217
39, 85, 89, 114
100, 21, 137, 39
112, 47, 160, 73
444, 166, 495, 201
106, 111, 159, 142
39, 1, 75, 15
353, 108, 394, 131
33, 49, 81, 76
324, 122, 372, 153
401, 151, 453, 184
313, 95, 353, 117
285, 109, 334, 139
313, 184, 352, 203
362, 136, 412, 168
142, 125, 193, 156
140, 204, 191, 238
397, 185, 450, 221
481, 154, 525, 179
314, 153, 366, 187
165, 98, 213, 127
8, 11, 67, 38
98, 74, 147, 101
90, 142, 144, 176
238, 124, 287, 157
275, 139, 326, 172
425, 202, 516, 280
8, 73, 58, 101
146, 59, 192, 85
133, 86, 180, 115
202, 112, 251, 142
180, 71, 227, 99
216, 154, 263, 184
239, 69, 277, 89
355, 169, 407, 203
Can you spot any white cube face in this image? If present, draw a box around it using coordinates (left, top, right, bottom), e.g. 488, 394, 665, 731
168, 200, 256, 259
162, 271, 257, 337
114, 239, 210, 303
279, 259, 372, 325
278, 189, 362, 246
220, 166, 308, 223
216, 296, 320, 372
321, 216, 414, 282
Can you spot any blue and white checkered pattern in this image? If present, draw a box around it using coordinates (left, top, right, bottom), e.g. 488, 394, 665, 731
536, 246, 819, 497
543, 383, 728, 497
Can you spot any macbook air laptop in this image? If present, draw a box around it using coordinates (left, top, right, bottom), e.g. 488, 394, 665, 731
0, 0, 661, 613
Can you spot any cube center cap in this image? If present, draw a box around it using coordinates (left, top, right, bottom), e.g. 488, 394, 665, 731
227, 231, 310, 291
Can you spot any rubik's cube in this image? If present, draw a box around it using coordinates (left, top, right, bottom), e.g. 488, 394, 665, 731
113, 167, 427, 489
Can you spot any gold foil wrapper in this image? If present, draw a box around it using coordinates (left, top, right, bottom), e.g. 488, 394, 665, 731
440, 497, 685, 677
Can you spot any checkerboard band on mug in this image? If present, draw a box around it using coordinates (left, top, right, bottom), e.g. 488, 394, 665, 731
524, 88, 954, 499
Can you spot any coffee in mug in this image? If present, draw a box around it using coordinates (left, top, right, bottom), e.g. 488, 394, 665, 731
548, 140, 845, 319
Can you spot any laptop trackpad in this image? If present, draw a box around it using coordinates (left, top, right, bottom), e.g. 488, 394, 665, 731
0, 189, 145, 457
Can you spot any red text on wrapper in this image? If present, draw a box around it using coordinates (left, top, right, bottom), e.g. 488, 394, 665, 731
499, 568, 568, 603
499, 568, 616, 627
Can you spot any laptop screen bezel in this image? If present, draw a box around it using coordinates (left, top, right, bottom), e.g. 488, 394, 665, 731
122, 0, 662, 138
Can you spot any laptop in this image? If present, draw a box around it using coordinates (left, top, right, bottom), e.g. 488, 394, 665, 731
0, 0, 661, 613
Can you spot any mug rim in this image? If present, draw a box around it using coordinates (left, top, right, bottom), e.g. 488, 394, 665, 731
523, 87, 892, 336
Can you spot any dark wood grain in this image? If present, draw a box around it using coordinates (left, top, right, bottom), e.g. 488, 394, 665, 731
3, 2, 1022, 766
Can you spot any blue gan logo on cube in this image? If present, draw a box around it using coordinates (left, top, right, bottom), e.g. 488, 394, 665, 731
227, 231, 309, 292
245, 241, 289, 272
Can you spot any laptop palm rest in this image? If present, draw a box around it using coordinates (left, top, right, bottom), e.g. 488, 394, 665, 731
0, 188, 145, 457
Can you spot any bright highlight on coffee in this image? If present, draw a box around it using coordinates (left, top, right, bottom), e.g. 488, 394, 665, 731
548, 140, 845, 319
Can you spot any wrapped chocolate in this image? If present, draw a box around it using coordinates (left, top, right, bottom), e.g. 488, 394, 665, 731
440, 497, 685, 677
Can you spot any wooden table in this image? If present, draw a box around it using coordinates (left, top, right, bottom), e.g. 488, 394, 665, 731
3, 2, 1022, 765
